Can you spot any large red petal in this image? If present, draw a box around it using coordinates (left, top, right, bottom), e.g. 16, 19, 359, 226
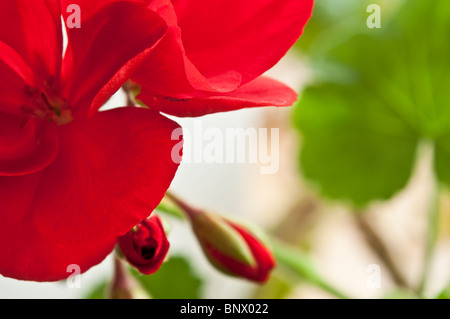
33, 107, 181, 246
0, 0, 62, 79
138, 76, 298, 117
0, 113, 59, 176
172, 0, 314, 85
61, 1, 167, 116
0, 172, 116, 282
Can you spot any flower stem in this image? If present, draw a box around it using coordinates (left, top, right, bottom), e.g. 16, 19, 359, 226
109, 256, 134, 299
417, 181, 440, 298
164, 191, 202, 220
156, 196, 186, 220
109, 256, 150, 299
271, 239, 351, 299
355, 214, 411, 290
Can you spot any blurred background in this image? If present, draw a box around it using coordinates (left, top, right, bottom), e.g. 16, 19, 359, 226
1, 0, 449, 299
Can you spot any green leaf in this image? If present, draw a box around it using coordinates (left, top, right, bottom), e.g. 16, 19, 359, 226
85, 281, 108, 299
294, 0, 450, 206
295, 0, 405, 55
436, 283, 450, 299
132, 255, 203, 299
296, 83, 419, 206
383, 289, 418, 299
252, 274, 293, 299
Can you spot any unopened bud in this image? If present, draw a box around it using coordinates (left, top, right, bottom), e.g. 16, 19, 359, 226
117, 215, 169, 275
191, 212, 275, 282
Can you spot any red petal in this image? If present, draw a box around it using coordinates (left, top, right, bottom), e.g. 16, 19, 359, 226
138, 76, 298, 117
173, 0, 314, 85
0, 41, 36, 116
0, 172, 116, 281
0, 0, 62, 79
132, 0, 243, 97
33, 107, 181, 247
228, 222, 276, 282
0, 38, 59, 177
132, 26, 242, 98
0, 113, 59, 176
61, 1, 167, 116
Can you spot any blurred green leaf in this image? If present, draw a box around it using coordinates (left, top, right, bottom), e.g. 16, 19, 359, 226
85, 281, 107, 299
436, 283, 450, 299
252, 274, 293, 299
383, 289, 418, 299
133, 255, 203, 299
295, 0, 450, 206
295, 0, 404, 55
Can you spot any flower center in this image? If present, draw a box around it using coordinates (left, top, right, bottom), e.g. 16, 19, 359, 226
22, 77, 73, 125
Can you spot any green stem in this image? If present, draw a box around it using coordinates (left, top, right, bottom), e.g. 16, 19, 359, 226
109, 257, 134, 299
156, 196, 186, 220
164, 191, 203, 219
417, 181, 440, 297
272, 239, 351, 299
356, 214, 411, 290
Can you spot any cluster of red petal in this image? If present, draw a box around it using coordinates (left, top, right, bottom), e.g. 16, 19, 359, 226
0, 0, 313, 281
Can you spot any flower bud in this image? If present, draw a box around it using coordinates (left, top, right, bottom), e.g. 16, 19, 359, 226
117, 215, 169, 275
191, 212, 276, 282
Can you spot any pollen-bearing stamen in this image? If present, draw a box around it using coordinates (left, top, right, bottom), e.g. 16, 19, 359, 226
22, 77, 73, 125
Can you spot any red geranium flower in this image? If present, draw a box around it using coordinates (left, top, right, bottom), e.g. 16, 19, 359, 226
66, 0, 314, 116
0, 0, 180, 281
1, 0, 314, 282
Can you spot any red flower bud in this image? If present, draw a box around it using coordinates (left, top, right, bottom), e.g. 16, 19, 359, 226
117, 215, 169, 275
191, 212, 276, 283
